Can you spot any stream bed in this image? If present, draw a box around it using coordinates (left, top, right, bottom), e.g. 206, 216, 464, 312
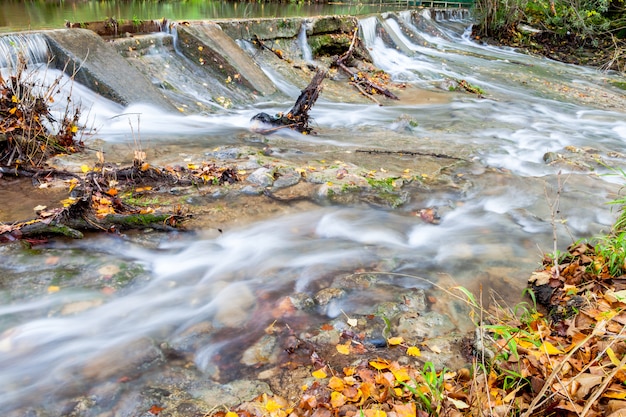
1, 9, 626, 417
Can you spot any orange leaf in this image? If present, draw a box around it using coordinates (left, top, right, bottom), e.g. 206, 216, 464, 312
330, 391, 346, 408
328, 376, 345, 391
148, 405, 164, 415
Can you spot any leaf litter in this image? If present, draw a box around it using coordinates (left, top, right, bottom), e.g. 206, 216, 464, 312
206, 240, 626, 417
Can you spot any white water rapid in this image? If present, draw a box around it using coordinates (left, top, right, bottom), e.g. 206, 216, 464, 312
1, 10, 625, 416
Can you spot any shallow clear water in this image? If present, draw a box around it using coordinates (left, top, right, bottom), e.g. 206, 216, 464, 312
1, 10, 626, 414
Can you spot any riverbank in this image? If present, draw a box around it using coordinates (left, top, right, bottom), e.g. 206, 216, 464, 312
472, 26, 626, 75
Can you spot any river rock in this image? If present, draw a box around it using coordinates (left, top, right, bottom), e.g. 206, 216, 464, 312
289, 292, 316, 310
240, 334, 278, 366
82, 337, 164, 381
206, 147, 242, 160
314, 287, 346, 306
194, 379, 272, 408
396, 311, 456, 341
212, 282, 256, 327
246, 167, 274, 187
272, 167, 301, 190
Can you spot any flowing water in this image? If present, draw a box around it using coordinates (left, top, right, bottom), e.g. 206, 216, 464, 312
1, 9, 626, 416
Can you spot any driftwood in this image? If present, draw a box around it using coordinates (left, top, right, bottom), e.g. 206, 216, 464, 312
334, 31, 398, 103
251, 69, 327, 134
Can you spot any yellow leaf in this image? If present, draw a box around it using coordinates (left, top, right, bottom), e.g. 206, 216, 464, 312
70, 125, 78, 133
603, 390, 626, 400
81, 165, 91, 173
11, 95, 18, 103
141, 162, 150, 172
9, 107, 17, 114
369, 359, 390, 370
407, 346, 421, 357
364, 409, 387, 417
312, 368, 327, 379
265, 398, 282, 413
387, 336, 404, 346
60, 197, 77, 207
336, 342, 351, 355
48, 285, 60, 293
198, 46, 204, 51
187, 163, 198, 170
606, 347, 626, 370
515, 338, 538, 350
539, 341, 563, 355
391, 367, 410, 382
225, 412, 238, 417
68, 178, 79, 192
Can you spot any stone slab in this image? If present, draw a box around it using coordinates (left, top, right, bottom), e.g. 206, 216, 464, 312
44, 28, 174, 109
175, 22, 276, 97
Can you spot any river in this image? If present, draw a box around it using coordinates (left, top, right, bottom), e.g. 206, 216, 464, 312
1, 8, 626, 416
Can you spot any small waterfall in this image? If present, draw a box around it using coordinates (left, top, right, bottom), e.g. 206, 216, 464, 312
297, 20, 314, 62
358, 16, 379, 48
399, 9, 413, 25
0, 33, 49, 68
433, 9, 471, 21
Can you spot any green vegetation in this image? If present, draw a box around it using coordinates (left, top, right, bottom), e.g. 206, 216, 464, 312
473, 0, 626, 70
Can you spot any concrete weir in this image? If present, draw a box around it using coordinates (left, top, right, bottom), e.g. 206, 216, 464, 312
0, 14, 367, 109
0, 11, 468, 110
44, 29, 176, 110
175, 22, 276, 97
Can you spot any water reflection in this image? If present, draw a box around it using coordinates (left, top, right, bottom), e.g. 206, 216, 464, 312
0, 0, 411, 32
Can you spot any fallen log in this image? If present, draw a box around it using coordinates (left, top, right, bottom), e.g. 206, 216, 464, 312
251, 69, 327, 134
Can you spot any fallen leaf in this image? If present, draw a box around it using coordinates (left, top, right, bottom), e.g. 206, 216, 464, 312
148, 405, 164, 415
407, 346, 421, 357
330, 391, 346, 408
369, 358, 390, 370
392, 403, 416, 417
387, 336, 404, 346
47, 285, 60, 293
312, 368, 327, 379
336, 342, 351, 355
447, 396, 470, 409
539, 341, 563, 355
